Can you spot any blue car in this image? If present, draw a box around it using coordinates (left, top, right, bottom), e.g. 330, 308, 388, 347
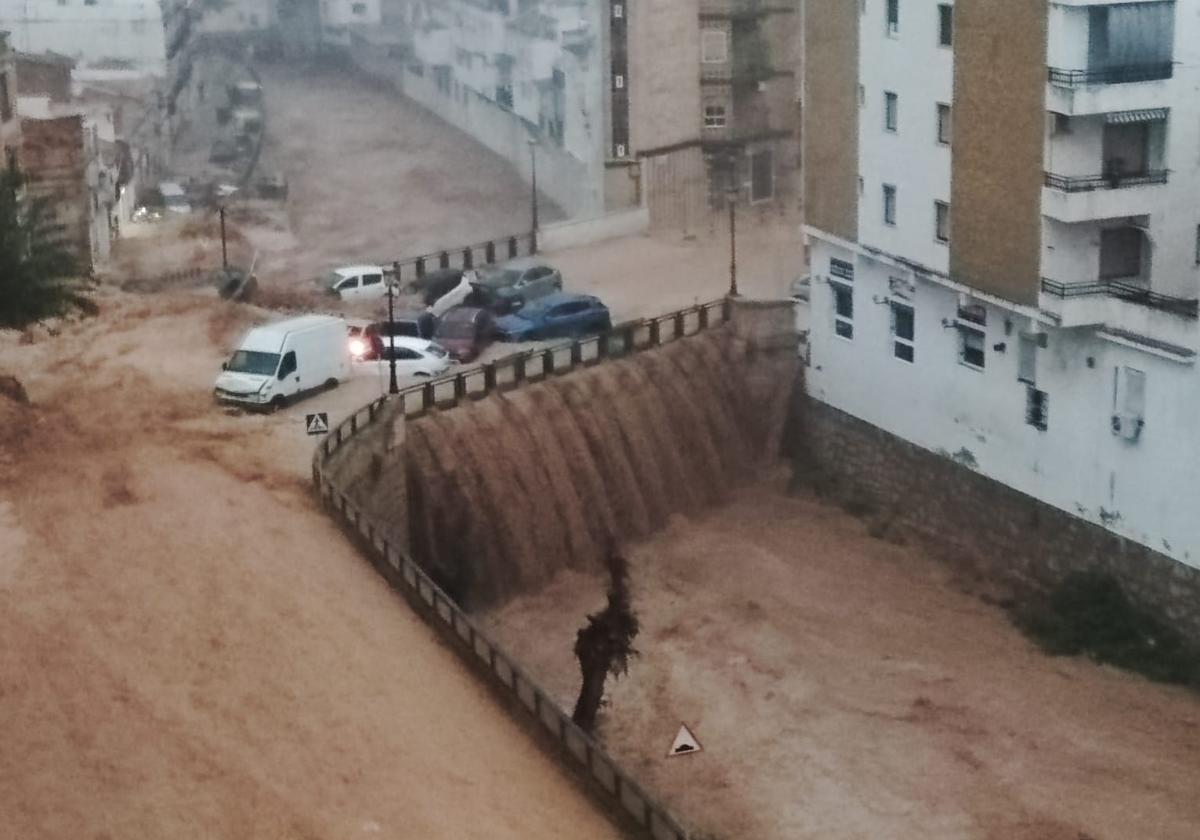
494, 293, 612, 341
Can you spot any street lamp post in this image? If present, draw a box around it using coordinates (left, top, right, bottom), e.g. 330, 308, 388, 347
218, 204, 228, 269
528, 138, 539, 253
727, 185, 739, 298
386, 265, 400, 395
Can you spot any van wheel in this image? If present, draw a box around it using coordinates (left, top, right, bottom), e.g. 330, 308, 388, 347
324, 378, 339, 390
269, 395, 287, 412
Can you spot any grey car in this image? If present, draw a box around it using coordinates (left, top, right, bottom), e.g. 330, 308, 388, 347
470, 257, 563, 313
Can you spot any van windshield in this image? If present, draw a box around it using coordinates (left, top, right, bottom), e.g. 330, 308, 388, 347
227, 350, 280, 376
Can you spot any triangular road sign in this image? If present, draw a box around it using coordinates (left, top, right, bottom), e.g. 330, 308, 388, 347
305, 412, 329, 435
667, 724, 702, 757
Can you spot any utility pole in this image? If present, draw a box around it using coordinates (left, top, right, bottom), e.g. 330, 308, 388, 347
528, 138, 539, 253
727, 187, 739, 298
218, 204, 228, 269
386, 273, 399, 395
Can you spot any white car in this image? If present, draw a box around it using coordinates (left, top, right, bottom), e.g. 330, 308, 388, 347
327, 265, 387, 301
351, 336, 454, 380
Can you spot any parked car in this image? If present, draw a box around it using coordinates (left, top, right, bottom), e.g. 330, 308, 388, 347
468, 257, 563, 314
326, 265, 387, 300
349, 312, 438, 360
159, 181, 191, 215
434, 306, 495, 362
408, 267, 464, 299
352, 337, 453, 380
214, 315, 351, 409
426, 272, 472, 317
494, 293, 611, 342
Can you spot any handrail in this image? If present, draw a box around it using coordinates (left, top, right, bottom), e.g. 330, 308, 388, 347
310, 297, 733, 839
1041, 277, 1199, 320
383, 232, 538, 290
1047, 62, 1173, 87
1044, 170, 1169, 193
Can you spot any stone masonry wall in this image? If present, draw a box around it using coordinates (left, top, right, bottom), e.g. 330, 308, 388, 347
800, 397, 1200, 643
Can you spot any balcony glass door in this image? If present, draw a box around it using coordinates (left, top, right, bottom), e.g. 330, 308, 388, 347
1088, 2, 1175, 71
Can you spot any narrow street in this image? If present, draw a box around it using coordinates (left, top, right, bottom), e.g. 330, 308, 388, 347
250, 59, 563, 283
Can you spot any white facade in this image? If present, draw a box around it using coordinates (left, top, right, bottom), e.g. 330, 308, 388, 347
0, 0, 188, 76
856, 0, 953, 274
806, 0, 1200, 571
323, 0, 382, 28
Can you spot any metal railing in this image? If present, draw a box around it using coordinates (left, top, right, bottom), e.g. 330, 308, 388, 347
1044, 170, 1169, 192
1041, 277, 1199, 320
384, 231, 537, 291
312, 298, 732, 839
1047, 62, 1173, 87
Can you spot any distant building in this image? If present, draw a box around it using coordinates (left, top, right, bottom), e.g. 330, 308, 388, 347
15, 51, 121, 269
803, 1, 1200, 570
0, 31, 19, 167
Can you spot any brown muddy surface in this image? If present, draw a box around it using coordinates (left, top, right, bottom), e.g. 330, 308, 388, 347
0, 291, 619, 840
486, 480, 1200, 840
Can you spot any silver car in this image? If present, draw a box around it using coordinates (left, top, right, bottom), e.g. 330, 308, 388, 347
471, 257, 563, 312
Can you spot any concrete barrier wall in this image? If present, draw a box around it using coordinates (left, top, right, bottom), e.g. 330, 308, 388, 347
539, 207, 650, 252
344, 43, 603, 221
801, 398, 1200, 644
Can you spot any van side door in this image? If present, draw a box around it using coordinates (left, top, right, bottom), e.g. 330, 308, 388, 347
277, 350, 299, 392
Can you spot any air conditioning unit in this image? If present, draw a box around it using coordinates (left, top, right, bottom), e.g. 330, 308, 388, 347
1111, 413, 1145, 441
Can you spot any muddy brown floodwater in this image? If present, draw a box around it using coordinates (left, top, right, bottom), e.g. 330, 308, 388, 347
486, 478, 1200, 840
0, 291, 620, 840
251, 60, 564, 282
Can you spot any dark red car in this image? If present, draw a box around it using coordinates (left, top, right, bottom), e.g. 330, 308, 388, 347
434, 307, 495, 362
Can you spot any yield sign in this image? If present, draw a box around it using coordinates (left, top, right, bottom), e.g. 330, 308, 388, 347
667, 724, 702, 757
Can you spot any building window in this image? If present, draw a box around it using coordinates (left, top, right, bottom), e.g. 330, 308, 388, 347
938, 4, 953, 47
1194, 224, 1199, 265
701, 29, 728, 63
883, 184, 897, 226
960, 327, 985, 369
832, 281, 854, 340
935, 200, 950, 243
891, 301, 914, 363
351, 2, 367, 14
704, 105, 726, 129
858, 85, 865, 106
884, 91, 898, 132
886, 0, 899, 35
1026, 387, 1049, 431
750, 149, 773, 201
936, 103, 951, 145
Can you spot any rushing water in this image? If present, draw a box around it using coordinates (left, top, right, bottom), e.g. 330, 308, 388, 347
404, 330, 792, 607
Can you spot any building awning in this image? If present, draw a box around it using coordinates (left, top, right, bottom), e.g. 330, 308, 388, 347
1106, 108, 1169, 124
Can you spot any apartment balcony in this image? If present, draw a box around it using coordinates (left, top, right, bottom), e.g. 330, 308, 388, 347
1046, 63, 1173, 116
1042, 169, 1167, 223
701, 58, 786, 87
699, 0, 770, 21
1041, 277, 1198, 356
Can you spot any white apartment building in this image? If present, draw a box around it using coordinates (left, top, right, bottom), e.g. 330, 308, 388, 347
0, 0, 192, 77
804, 0, 1200, 570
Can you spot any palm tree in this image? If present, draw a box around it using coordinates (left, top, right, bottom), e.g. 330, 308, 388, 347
571, 551, 640, 732
0, 159, 95, 328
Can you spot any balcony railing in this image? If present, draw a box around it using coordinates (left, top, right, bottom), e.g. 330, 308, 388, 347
1044, 170, 1168, 192
701, 60, 784, 85
1041, 277, 1199, 319
1048, 62, 1173, 87
699, 0, 768, 20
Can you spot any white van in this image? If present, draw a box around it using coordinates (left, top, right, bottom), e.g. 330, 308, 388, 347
326, 265, 387, 301
214, 315, 351, 409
